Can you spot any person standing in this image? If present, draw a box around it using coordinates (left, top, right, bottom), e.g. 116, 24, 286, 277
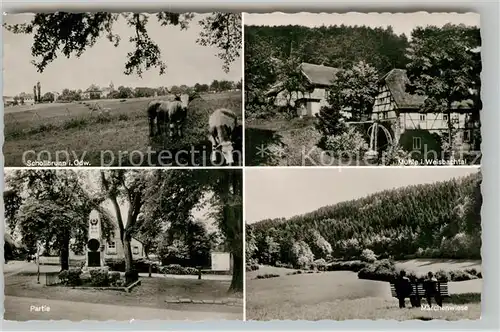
394, 270, 412, 308
423, 271, 443, 307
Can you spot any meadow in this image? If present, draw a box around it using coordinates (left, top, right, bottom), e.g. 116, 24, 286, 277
4, 91, 242, 167
246, 261, 482, 321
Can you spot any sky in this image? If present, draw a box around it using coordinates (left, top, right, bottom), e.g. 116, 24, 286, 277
245, 167, 481, 224
244, 12, 480, 39
3, 13, 241, 96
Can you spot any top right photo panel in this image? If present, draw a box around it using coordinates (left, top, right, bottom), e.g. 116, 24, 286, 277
244, 12, 481, 167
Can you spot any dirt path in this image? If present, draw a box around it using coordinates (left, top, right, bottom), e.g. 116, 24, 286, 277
4, 296, 242, 321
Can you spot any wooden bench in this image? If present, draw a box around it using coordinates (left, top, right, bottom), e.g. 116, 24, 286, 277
390, 281, 450, 298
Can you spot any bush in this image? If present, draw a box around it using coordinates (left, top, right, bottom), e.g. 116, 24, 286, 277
312, 258, 327, 271
90, 269, 109, 287
108, 271, 121, 286
246, 264, 260, 272
323, 127, 369, 158
161, 264, 199, 275
326, 260, 367, 272
357, 259, 397, 282
360, 249, 377, 263
59, 268, 82, 286
255, 273, 280, 279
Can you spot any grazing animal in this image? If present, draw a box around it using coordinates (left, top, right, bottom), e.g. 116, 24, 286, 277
147, 94, 192, 138
208, 108, 238, 165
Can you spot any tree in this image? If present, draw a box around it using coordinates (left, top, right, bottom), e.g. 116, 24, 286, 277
37, 81, 41, 103
41, 92, 55, 103
405, 24, 481, 157
151, 169, 243, 292
100, 170, 151, 282
32, 85, 37, 103
209, 80, 220, 92
315, 61, 378, 148
4, 170, 113, 270
4, 12, 240, 76
170, 85, 181, 95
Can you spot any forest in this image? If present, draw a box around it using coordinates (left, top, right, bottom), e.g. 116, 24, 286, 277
246, 171, 482, 268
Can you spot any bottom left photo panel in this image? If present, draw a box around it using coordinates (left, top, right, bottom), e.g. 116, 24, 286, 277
3, 168, 243, 321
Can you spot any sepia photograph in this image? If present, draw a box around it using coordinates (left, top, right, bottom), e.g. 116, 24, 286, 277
3, 169, 243, 321
3, 12, 242, 167
245, 167, 482, 320
244, 12, 481, 166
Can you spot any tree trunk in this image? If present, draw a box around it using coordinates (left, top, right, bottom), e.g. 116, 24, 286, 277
60, 232, 70, 271
122, 232, 136, 284
447, 107, 453, 159
229, 251, 243, 292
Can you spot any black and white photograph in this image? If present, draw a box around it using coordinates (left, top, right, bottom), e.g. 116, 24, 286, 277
244, 12, 481, 166
245, 167, 482, 320
3, 169, 243, 321
3, 12, 242, 167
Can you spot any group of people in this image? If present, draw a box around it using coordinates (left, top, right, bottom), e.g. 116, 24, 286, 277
394, 270, 443, 308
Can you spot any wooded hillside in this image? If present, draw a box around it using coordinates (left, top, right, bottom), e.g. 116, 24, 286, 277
246, 171, 482, 267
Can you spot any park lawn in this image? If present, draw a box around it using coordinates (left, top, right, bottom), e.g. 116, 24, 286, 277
246, 262, 482, 321
247, 295, 481, 321
4, 91, 242, 166
5, 274, 242, 313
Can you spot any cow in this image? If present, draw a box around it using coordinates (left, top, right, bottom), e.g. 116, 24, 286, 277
208, 108, 239, 165
147, 93, 193, 138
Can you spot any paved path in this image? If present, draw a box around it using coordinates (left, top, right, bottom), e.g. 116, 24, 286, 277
4, 296, 242, 321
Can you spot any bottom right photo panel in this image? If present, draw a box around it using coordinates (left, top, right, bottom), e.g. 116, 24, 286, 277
245, 167, 482, 321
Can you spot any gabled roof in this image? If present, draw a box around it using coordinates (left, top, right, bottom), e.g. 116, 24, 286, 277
300, 62, 341, 86
382, 69, 475, 111
382, 69, 426, 109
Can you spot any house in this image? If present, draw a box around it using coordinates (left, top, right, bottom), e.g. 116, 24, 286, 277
3, 96, 15, 107
82, 88, 109, 100
371, 68, 479, 156
267, 62, 342, 117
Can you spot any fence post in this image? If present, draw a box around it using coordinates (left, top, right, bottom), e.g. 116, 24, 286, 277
149, 263, 152, 278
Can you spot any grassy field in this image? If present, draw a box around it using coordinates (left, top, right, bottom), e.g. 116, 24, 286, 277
245, 116, 367, 166
4, 91, 242, 167
246, 261, 482, 321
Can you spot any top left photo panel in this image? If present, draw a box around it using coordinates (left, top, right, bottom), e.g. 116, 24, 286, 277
3, 12, 243, 167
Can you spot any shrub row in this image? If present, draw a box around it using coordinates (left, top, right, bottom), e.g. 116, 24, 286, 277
356, 260, 483, 283
160, 264, 198, 275
58, 268, 128, 287
246, 264, 260, 272
105, 258, 159, 274
326, 260, 368, 272
255, 273, 280, 279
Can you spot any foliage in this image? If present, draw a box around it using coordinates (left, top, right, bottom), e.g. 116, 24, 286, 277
4, 12, 240, 76
105, 257, 159, 273
255, 273, 280, 279
291, 240, 315, 269
197, 13, 241, 73
249, 171, 481, 266
59, 268, 82, 286
323, 126, 370, 158
357, 259, 398, 282
360, 249, 377, 263
108, 271, 121, 286
326, 260, 367, 272
405, 24, 482, 155
4, 170, 113, 270
90, 268, 109, 287
161, 264, 199, 275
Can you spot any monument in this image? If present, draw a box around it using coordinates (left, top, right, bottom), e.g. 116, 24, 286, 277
84, 209, 106, 270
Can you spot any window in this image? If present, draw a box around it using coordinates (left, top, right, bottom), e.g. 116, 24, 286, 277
419, 114, 426, 121
382, 112, 388, 120
413, 137, 422, 150
107, 241, 116, 254
133, 246, 140, 255
443, 114, 448, 122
